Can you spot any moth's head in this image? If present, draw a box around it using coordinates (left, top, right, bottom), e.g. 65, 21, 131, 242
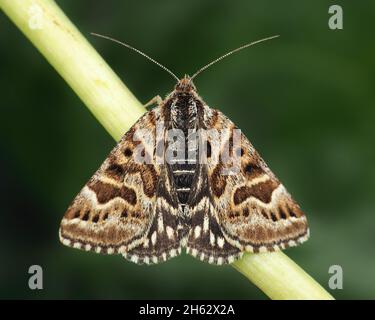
175, 75, 196, 93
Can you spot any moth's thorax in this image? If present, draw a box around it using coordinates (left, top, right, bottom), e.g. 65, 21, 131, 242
170, 93, 198, 131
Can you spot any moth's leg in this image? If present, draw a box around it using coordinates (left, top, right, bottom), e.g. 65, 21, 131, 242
144, 95, 163, 109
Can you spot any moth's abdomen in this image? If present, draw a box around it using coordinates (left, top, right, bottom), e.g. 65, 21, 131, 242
170, 129, 197, 205
172, 163, 196, 204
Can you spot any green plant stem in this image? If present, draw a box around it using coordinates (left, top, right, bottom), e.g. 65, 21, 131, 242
0, 0, 145, 139
233, 253, 333, 299
0, 0, 334, 300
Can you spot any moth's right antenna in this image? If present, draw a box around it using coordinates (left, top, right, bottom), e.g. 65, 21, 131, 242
91, 32, 180, 82
191, 35, 280, 80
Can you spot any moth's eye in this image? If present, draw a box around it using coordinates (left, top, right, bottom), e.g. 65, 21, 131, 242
123, 148, 133, 157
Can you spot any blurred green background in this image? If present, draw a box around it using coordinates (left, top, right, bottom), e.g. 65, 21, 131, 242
0, 0, 374, 299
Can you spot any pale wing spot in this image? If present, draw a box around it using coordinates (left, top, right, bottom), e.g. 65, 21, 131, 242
152, 256, 158, 264
95, 246, 102, 253
143, 238, 149, 248
62, 238, 71, 246
200, 252, 205, 261
181, 237, 188, 247
118, 246, 126, 254
99, 175, 123, 188
297, 231, 310, 243
245, 245, 254, 253
166, 226, 175, 240
157, 214, 164, 233
194, 225, 202, 239
143, 256, 150, 264
208, 256, 214, 264
162, 252, 167, 261
169, 249, 177, 257
151, 231, 157, 246
78, 220, 88, 228
288, 240, 297, 247
209, 231, 215, 246
73, 242, 82, 249
217, 237, 225, 248
227, 255, 235, 264
258, 246, 268, 253
107, 247, 114, 254
60, 219, 69, 226
191, 248, 198, 257
130, 255, 139, 263
217, 257, 223, 265
247, 174, 270, 187
203, 214, 209, 232
85, 244, 91, 251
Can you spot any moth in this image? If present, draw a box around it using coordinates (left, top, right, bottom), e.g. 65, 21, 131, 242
59, 34, 309, 265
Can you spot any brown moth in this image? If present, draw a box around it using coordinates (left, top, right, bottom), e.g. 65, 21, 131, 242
59, 35, 309, 265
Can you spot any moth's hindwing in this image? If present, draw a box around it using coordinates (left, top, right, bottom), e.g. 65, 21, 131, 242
186, 105, 309, 263
59, 106, 183, 264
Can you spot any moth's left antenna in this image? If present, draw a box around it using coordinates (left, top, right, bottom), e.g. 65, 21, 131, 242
91, 33, 180, 82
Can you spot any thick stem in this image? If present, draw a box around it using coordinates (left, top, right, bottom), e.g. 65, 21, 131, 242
233, 253, 333, 299
0, 0, 145, 139
0, 0, 334, 300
